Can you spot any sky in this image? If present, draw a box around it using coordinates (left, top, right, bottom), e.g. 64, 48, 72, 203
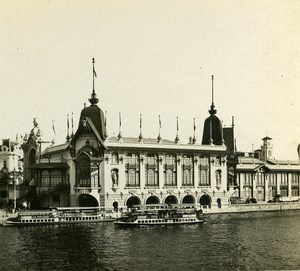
0, 0, 300, 159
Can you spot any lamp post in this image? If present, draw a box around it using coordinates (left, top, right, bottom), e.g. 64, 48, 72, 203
13, 154, 16, 213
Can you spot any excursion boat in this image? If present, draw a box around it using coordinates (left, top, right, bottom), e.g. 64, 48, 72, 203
114, 204, 205, 227
3, 207, 116, 226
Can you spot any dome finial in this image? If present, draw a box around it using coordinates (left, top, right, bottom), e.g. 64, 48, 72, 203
89, 58, 99, 105
209, 75, 217, 115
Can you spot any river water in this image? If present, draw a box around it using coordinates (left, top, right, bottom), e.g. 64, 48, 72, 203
1, 210, 300, 271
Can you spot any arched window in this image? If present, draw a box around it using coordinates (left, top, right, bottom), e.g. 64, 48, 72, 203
41, 170, 50, 187
165, 169, 175, 186
128, 169, 137, 187
147, 169, 155, 185
125, 154, 140, 187
199, 156, 210, 186
145, 154, 159, 187
76, 158, 91, 187
183, 170, 191, 185
181, 155, 193, 187
164, 155, 177, 187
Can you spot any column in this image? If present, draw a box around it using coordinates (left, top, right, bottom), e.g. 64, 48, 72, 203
193, 158, 198, 189
288, 172, 292, 198
239, 173, 244, 199
252, 173, 256, 199
139, 154, 146, 189
176, 155, 182, 188
158, 155, 164, 189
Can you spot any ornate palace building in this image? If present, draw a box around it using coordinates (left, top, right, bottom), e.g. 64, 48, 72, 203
21, 61, 236, 210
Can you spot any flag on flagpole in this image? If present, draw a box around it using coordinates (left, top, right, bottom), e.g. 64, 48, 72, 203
159, 115, 162, 128
93, 66, 97, 78
71, 113, 74, 129
52, 120, 56, 135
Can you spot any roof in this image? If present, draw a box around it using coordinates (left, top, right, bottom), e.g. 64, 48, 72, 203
106, 136, 227, 153
236, 157, 300, 172
42, 143, 70, 155
108, 136, 174, 145
262, 136, 272, 140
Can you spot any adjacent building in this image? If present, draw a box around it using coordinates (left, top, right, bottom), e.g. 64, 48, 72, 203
0, 138, 24, 209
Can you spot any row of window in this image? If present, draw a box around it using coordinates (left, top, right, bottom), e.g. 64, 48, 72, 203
33, 170, 69, 187
238, 173, 300, 186
243, 186, 300, 199
111, 153, 212, 166
126, 168, 210, 187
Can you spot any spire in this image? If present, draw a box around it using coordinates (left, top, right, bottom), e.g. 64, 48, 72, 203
51, 120, 56, 146
157, 115, 162, 142
71, 113, 74, 137
89, 58, 99, 105
66, 114, 70, 142
209, 75, 217, 115
118, 112, 122, 140
192, 118, 197, 144
82, 103, 88, 128
104, 110, 108, 139
174, 117, 180, 143
139, 114, 143, 141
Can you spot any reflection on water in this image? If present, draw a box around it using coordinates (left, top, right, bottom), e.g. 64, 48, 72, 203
1, 210, 300, 271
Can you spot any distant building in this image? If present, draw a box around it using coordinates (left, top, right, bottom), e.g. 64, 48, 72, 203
0, 137, 24, 209
21, 65, 235, 210
235, 136, 300, 202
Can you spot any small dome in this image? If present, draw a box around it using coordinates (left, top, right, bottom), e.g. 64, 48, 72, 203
201, 104, 223, 145
202, 114, 223, 145
79, 103, 106, 142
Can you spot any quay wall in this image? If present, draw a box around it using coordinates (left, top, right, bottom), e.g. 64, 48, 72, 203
203, 202, 300, 214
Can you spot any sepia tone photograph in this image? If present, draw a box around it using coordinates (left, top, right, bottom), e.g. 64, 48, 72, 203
0, 1, 300, 270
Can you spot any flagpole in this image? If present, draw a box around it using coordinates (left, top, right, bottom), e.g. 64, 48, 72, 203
92, 58, 95, 95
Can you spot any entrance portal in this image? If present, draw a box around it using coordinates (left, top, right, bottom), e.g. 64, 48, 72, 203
126, 196, 141, 208
78, 194, 99, 207
164, 195, 178, 205
182, 195, 195, 204
146, 196, 159, 205
199, 194, 211, 208
113, 201, 119, 211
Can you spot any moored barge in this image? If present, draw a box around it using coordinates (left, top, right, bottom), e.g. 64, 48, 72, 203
3, 207, 116, 226
114, 204, 204, 227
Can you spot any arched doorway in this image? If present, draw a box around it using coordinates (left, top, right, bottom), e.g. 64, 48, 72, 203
126, 196, 141, 208
78, 194, 98, 207
200, 194, 211, 208
113, 201, 119, 211
182, 195, 195, 204
165, 195, 178, 205
217, 198, 221, 208
146, 196, 160, 205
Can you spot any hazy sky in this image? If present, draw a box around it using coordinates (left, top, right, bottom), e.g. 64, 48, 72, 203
0, 0, 299, 159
